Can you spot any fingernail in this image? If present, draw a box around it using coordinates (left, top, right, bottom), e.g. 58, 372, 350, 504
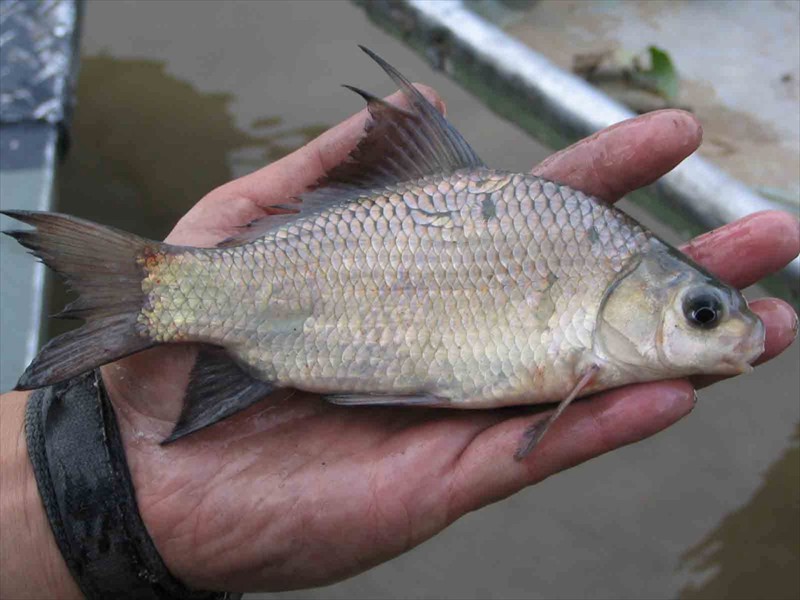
753, 298, 799, 349
647, 381, 696, 421
772, 301, 798, 341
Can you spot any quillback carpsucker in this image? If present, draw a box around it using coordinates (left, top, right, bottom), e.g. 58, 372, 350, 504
2, 47, 765, 458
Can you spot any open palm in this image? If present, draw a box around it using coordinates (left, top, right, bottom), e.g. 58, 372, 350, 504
99, 87, 799, 593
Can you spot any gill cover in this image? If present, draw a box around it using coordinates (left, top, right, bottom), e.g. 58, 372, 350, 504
594, 243, 686, 371
594, 240, 764, 376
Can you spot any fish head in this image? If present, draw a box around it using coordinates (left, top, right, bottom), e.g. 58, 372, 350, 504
595, 240, 765, 378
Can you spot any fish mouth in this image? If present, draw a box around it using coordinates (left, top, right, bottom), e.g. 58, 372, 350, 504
722, 314, 766, 374
720, 359, 755, 375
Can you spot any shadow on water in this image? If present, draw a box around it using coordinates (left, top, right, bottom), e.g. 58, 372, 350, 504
678, 424, 800, 600
48, 54, 326, 338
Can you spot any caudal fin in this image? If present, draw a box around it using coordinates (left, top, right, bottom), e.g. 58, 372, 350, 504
2, 210, 160, 389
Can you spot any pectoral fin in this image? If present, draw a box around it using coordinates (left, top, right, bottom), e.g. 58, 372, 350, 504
514, 364, 601, 460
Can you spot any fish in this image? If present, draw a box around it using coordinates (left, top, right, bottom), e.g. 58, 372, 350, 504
1, 47, 765, 458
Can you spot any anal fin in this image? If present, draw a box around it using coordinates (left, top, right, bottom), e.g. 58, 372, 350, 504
514, 364, 600, 460
325, 393, 449, 407
161, 347, 274, 444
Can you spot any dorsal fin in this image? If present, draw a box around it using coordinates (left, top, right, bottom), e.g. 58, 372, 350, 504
216, 46, 483, 248
317, 45, 484, 189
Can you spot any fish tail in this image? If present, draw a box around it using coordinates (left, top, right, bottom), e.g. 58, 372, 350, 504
2, 210, 160, 390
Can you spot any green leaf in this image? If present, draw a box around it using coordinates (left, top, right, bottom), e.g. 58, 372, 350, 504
640, 46, 679, 101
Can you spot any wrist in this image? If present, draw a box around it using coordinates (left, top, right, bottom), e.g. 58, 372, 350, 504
99, 356, 208, 589
0, 391, 82, 600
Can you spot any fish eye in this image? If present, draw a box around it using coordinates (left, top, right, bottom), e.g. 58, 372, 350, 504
683, 288, 724, 330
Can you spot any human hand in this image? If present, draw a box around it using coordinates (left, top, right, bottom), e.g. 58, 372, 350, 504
100, 87, 800, 592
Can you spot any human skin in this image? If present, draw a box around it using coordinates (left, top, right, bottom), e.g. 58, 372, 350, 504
0, 86, 798, 597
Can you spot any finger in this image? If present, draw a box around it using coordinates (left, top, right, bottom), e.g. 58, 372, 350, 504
680, 210, 800, 289
531, 109, 702, 202
208, 84, 445, 209
449, 380, 695, 515
750, 299, 798, 365
693, 298, 798, 389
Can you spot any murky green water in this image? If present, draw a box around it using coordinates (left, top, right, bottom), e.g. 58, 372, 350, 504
48, 1, 798, 598
57, 55, 324, 239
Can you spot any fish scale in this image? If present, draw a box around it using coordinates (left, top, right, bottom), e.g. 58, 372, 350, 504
135, 169, 650, 406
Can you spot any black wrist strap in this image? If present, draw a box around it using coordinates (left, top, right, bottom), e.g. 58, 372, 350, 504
25, 370, 240, 600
